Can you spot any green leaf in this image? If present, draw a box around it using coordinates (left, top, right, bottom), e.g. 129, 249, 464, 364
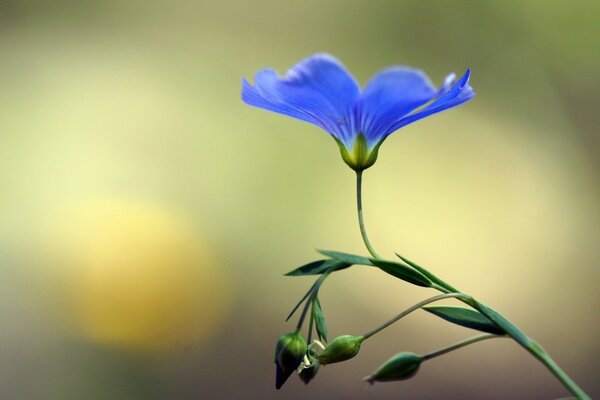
285, 259, 351, 276
370, 259, 432, 287
395, 252, 457, 291
312, 296, 328, 342
422, 306, 505, 335
317, 250, 431, 287
473, 302, 530, 345
317, 250, 373, 266
285, 261, 347, 322
285, 282, 316, 322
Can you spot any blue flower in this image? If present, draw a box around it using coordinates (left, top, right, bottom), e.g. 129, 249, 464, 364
242, 53, 474, 171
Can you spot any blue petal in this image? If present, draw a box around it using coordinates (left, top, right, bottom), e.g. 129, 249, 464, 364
356, 67, 441, 147
241, 54, 360, 146
384, 69, 475, 135
242, 77, 320, 125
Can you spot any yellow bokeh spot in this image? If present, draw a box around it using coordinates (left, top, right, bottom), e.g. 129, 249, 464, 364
49, 199, 230, 352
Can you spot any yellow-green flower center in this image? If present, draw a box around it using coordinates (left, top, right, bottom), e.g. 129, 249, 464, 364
336, 133, 382, 171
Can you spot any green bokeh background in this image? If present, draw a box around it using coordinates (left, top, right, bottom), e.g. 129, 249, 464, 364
1, 1, 598, 399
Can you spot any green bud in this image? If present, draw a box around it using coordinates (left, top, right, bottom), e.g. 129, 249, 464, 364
336, 134, 382, 172
363, 352, 423, 384
274, 331, 307, 390
316, 335, 364, 365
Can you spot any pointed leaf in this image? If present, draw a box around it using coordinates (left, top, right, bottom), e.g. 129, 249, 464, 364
318, 250, 373, 266
474, 301, 530, 345
423, 306, 505, 335
285, 261, 346, 322
396, 253, 461, 292
317, 250, 431, 287
307, 304, 315, 342
396, 253, 438, 282
285, 282, 316, 322
312, 296, 328, 342
285, 259, 352, 276
370, 259, 431, 287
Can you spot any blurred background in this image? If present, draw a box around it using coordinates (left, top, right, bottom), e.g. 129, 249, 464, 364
0, 0, 598, 399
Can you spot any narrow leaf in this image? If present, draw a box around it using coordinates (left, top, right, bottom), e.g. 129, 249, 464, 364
474, 301, 531, 346
285, 281, 317, 322
395, 253, 442, 283
312, 296, 328, 342
285, 259, 351, 276
423, 306, 505, 335
371, 259, 432, 287
317, 250, 373, 266
308, 303, 315, 342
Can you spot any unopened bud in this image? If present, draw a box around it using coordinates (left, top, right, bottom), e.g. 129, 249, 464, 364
316, 335, 364, 365
274, 332, 307, 389
363, 352, 422, 384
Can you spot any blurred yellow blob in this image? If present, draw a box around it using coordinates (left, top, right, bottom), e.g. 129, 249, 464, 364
50, 199, 230, 352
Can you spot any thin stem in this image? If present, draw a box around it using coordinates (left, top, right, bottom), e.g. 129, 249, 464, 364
422, 333, 501, 361
417, 273, 588, 399
534, 347, 590, 400
353, 173, 590, 399
363, 292, 469, 340
431, 283, 589, 399
356, 171, 382, 259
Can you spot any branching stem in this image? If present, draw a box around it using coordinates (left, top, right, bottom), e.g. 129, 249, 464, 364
353, 173, 590, 399
422, 333, 501, 361
363, 292, 469, 340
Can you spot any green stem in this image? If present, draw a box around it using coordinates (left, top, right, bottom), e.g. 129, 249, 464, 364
535, 349, 589, 400
356, 171, 382, 259
355, 175, 590, 400
430, 278, 589, 399
421, 333, 501, 361
363, 292, 468, 340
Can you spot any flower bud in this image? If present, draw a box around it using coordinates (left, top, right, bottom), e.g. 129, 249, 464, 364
316, 335, 364, 365
363, 352, 422, 384
274, 331, 307, 389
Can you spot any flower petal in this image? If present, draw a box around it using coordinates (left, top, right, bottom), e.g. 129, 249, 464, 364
242, 77, 319, 125
385, 69, 475, 135
241, 54, 360, 146
357, 67, 440, 147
